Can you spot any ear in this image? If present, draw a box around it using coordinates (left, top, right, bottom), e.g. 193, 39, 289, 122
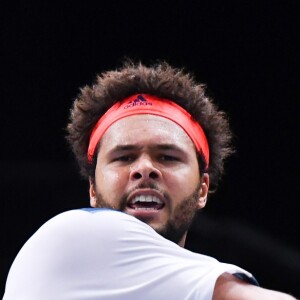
197, 173, 209, 209
89, 177, 97, 207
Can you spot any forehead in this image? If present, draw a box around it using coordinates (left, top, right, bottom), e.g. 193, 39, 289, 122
100, 114, 196, 151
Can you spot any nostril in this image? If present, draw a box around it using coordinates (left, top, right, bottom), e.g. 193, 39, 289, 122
149, 171, 159, 179
132, 172, 142, 180
131, 170, 159, 180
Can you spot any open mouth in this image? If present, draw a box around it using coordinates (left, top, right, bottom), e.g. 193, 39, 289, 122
127, 195, 165, 211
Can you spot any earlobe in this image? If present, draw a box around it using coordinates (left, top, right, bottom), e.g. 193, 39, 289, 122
198, 195, 207, 208
89, 177, 97, 207
197, 193, 207, 209
197, 173, 209, 209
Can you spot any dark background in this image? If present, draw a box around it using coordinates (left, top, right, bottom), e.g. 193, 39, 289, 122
1, 1, 299, 298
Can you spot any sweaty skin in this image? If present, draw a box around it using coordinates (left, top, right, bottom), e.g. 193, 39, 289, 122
89, 114, 208, 246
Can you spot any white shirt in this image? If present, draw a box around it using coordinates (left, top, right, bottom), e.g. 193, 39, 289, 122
3, 208, 256, 300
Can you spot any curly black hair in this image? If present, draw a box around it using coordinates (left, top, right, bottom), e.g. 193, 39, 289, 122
66, 60, 233, 192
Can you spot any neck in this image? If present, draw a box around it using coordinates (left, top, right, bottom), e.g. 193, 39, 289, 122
177, 232, 187, 247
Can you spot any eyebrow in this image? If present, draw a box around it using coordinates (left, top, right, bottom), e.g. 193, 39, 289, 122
108, 144, 185, 153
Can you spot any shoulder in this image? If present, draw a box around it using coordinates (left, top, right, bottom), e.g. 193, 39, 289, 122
36, 208, 148, 235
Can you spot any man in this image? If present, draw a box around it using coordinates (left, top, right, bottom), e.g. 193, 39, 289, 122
3, 61, 296, 299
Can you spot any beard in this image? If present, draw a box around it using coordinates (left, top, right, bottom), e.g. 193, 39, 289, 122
93, 183, 201, 245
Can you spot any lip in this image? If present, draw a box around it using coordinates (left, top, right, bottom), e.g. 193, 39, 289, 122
126, 188, 166, 217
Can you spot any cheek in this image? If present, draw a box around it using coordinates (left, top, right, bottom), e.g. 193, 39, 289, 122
163, 167, 200, 196
96, 167, 128, 192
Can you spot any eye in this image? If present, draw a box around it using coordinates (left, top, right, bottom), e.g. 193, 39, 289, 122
113, 155, 134, 162
160, 155, 179, 162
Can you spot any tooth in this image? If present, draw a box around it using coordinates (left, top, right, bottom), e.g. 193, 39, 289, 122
153, 197, 162, 204
131, 195, 163, 204
132, 196, 141, 203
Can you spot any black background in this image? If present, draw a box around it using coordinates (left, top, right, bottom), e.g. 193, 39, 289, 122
1, 1, 299, 298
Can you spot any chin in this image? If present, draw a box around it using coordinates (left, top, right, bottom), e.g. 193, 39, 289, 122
136, 217, 166, 231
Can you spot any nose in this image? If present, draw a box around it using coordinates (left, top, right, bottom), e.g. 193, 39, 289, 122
130, 155, 162, 181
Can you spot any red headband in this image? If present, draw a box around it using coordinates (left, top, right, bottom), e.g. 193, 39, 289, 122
88, 94, 209, 168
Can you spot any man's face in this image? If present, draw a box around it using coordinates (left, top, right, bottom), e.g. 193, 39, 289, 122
89, 115, 209, 246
